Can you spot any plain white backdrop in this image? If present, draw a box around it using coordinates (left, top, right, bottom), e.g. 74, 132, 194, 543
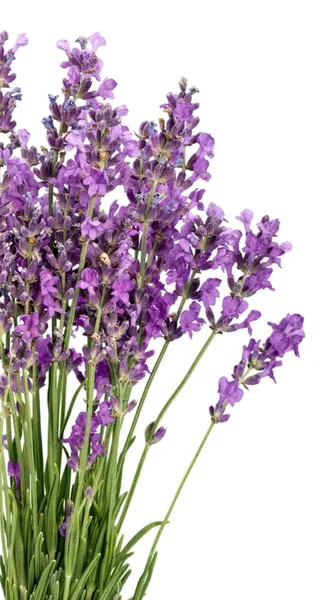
1, 1, 333, 598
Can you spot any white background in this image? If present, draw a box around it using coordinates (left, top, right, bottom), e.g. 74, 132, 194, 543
1, 1, 333, 599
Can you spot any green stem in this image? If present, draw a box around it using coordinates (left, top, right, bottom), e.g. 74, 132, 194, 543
0, 394, 9, 568
58, 195, 96, 434
139, 180, 157, 289
117, 340, 169, 479
22, 369, 38, 544
153, 331, 216, 431
60, 379, 87, 440
134, 422, 215, 600
117, 269, 197, 480
32, 362, 44, 498
117, 331, 216, 532
47, 361, 58, 489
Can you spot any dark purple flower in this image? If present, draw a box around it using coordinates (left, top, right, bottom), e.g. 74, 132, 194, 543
8, 461, 21, 491
59, 500, 74, 537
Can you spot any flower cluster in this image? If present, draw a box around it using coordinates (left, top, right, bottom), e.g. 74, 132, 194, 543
0, 30, 304, 600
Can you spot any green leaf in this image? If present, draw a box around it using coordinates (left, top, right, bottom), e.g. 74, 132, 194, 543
53, 580, 60, 600
32, 560, 56, 600
140, 551, 158, 600
69, 552, 101, 600
34, 532, 45, 581
59, 465, 71, 508
99, 562, 130, 600
18, 585, 27, 600
72, 537, 87, 582
115, 521, 163, 565
45, 464, 60, 560
113, 492, 128, 520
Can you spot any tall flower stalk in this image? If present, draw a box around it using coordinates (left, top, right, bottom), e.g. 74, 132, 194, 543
0, 30, 304, 600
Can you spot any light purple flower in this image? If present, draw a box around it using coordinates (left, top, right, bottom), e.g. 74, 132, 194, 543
98, 78, 117, 99
88, 32, 106, 53
180, 301, 205, 338
14, 313, 40, 342
218, 376, 244, 406
200, 278, 221, 310
78, 268, 100, 295
112, 279, 133, 304
197, 133, 215, 158
81, 218, 104, 240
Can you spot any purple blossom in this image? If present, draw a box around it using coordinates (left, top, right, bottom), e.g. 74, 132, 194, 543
112, 279, 133, 304
8, 461, 21, 492
218, 376, 244, 406
77, 268, 100, 295
14, 313, 40, 342
197, 133, 215, 158
98, 78, 117, 99
266, 314, 305, 358
173, 101, 195, 122
59, 500, 74, 537
200, 278, 221, 310
180, 301, 205, 338
81, 217, 104, 240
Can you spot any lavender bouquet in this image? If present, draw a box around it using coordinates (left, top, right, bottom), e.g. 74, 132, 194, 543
0, 30, 305, 600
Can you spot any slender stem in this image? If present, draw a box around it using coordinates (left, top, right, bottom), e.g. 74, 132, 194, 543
99, 391, 123, 589
22, 369, 38, 544
62, 205, 94, 352
58, 195, 96, 434
117, 340, 169, 477
134, 422, 215, 600
153, 331, 216, 430
60, 379, 87, 439
32, 362, 44, 497
139, 180, 157, 289
0, 393, 9, 568
117, 331, 216, 532
47, 360, 58, 488
117, 269, 197, 478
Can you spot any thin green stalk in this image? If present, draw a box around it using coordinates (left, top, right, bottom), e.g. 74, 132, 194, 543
32, 362, 44, 496
0, 396, 8, 568
60, 379, 87, 439
117, 340, 169, 478
139, 180, 157, 289
7, 385, 25, 495
154, 331, 216, 429
47, 361, 58, 488
117, 269, 196, 479
22, 369, 38, 545
58, 194, 96, 434
99, 404, 123, 588
63, 287, 107, 598
117, 331, 216, 532
63, 362, 96, 600
133, 422, 215, 600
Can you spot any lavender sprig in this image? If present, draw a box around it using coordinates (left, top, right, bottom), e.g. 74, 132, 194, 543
0, 30, 304, 600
